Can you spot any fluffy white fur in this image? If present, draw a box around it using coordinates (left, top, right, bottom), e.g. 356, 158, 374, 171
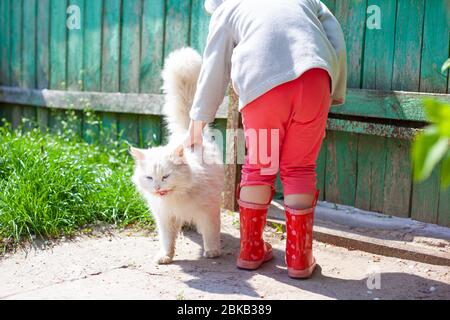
131, 48, 224, 264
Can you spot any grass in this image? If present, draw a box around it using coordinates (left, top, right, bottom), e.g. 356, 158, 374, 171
0, 114, 153, 253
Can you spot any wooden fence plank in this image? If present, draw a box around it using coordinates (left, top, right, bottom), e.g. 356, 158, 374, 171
223, 88, 242, 211
50, 0, 68, 90
83, 0, 102, 92
120, 0, 142, 93
335, 0, 367, 88
119, 0, 142, 146
326, 118, 421, 140
0, 0, 11, 126
101, 0, 121, 140
329, 89, 450, 122
101, 0, 121, 92
140, 0, 165, 93
118, 114, 139, 146
419, 0, 450, 93
0, 0, 11, 86
411, 166, 440, 224
37, 0, 50, 90
67, 0, 84, 91
382, 139, 412, 218
438, 182, 450, 227
316, 138, 327, 201
10, 0, 23, 127
139, 115, 162, 148
321, 0, 336, 13
164, 0, 191, 57
355, 134, 387, 212
190, 0, 210, 53
36, 0, 50, 130
49, 0, 68, 133
363, 0, 397, 90
325, 131, 358, 206
83, 0, 103, 142
2, 86, 442, 122
67, 0, 84, 135
392, 0, 425, 92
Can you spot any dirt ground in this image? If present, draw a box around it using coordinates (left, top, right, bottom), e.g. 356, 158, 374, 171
1, 211, 449, 300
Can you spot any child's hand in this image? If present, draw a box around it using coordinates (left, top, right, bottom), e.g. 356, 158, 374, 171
183, 120, 206, 149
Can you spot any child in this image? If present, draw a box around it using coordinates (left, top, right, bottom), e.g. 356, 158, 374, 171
183, 0, 347, 278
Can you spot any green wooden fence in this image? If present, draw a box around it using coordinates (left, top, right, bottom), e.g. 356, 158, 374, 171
0, 0, 449, 226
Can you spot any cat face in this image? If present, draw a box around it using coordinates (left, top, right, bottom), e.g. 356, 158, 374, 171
131, 146, 192, 197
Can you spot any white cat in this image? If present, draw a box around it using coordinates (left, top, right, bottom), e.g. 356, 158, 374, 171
131, 48, 224, 264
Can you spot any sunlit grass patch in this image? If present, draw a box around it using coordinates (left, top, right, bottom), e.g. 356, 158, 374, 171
0, 118, 152, 253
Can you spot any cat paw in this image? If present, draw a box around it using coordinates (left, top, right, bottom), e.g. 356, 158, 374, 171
154, 252, 173, 264
204, 249, 221, 259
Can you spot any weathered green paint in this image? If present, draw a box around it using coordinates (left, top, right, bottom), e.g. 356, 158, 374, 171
411, 166, 441, 224
325, 131, 358, 206
37, 0, 50, 90
22, 0, 37, 88
321, 0, 336, 13
82, 0, 103, 142
438, 182, 450, 227
190, 0, 210, 53
120, 0, 142, 93
327, 118, 420, 140
139, 115, 162, 148
392, 0, 425, 92
164, 0, 191, 57
101, 0, 121, 92
363, 0, 397, 90
383, 139, 412, 218
50, 0, 67, 90
119, 0, 142, 145
0, 0, 10, 127
316, 136, 327, 201
329, 89, 450, 122
0, 0, 10, 85
355, 134, 387, 212
419, 0, 450, 94
36, 0, 50, 130
67, 0, 84, 91
140, 0, 165, 93
83, 0, 102, 92
48, 0, 68, 133
101, 0, 121, 141
10, 0, 23, 128
335, 0, 367, 88
118, 113, 140, 146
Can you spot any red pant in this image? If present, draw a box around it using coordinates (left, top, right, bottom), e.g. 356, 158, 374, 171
240, 68, 331, 195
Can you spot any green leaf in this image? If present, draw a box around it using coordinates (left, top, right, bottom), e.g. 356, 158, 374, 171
442, 58, 450, 74
412, 128, 449, 181
423, 99, 450, 137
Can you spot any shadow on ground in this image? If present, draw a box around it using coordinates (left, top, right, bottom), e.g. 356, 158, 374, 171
173, 230, 450, 299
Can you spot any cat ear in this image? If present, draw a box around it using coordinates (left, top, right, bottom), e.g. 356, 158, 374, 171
171, 145, 185, 164
130, 147, 146, 161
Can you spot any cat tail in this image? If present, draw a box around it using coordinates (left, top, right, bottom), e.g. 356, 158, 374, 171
161, 47, 203, 135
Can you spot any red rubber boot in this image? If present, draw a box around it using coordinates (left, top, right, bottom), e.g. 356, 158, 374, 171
236, 199, 273, 270
285, 191, 319, 279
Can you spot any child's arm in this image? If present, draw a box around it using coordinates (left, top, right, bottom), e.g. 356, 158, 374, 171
315, 0, 347, 105
189, 13, 235, 124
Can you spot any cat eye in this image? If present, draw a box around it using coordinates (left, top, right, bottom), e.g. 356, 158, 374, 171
162, 174, 170, 181
146, 176, 153, 181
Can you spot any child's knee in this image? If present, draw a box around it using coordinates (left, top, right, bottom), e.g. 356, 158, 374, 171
280, 165, 317, 195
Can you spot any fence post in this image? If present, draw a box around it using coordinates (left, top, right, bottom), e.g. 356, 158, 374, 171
223, 87, 242, 212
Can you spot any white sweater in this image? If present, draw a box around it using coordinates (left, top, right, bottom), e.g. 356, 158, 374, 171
190, 0, 347, 123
